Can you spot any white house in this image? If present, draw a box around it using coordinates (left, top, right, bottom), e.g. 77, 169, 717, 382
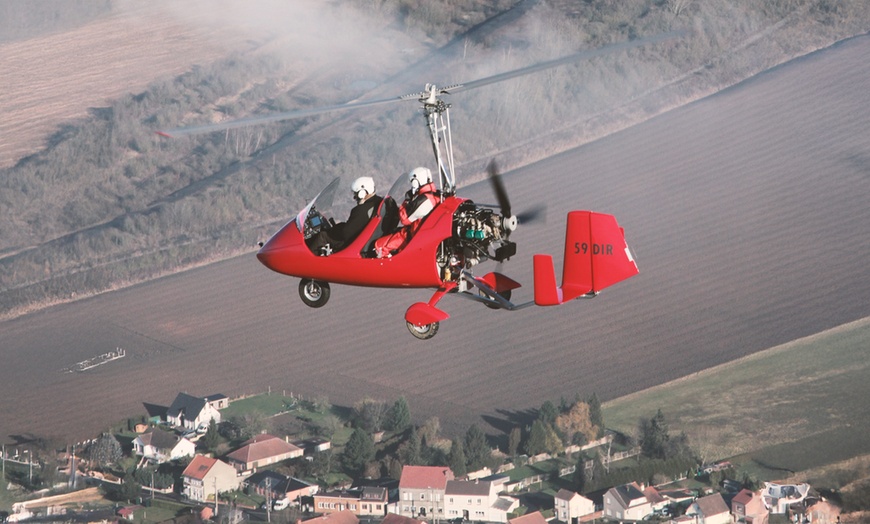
553, 488, 595, 523
133, 428, 195, 464
166, 392, 222, 431
603, 482, 651, 521
444, 477, 518, 523
686, 493, 731, 524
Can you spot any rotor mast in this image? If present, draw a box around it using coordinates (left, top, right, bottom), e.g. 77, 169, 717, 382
418, 84, 459, 195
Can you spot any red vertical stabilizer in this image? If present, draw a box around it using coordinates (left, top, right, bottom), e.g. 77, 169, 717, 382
533, 211, 638, 306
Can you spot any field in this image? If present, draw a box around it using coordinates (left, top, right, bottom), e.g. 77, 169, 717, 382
603, 316, 870, 473
0, 3, 254, 169
2, 32, 869, 450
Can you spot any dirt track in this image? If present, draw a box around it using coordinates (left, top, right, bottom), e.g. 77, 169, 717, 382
2, 34, 869, 444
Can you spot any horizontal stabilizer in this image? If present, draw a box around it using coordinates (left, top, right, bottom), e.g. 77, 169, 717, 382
534, 211, 638, 306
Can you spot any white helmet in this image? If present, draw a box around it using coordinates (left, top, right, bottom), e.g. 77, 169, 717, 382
408, 166, 432, 193
351, 176, 375, 201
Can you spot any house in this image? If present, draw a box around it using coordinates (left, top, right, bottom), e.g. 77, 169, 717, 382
398, 465, 455, 518
444, 477, 519, 523
133, 428, 195, 464
225, 433, 304, 473
509, 511, 548, 524
381, 513, 426, 524
553, 488, 595, 524
245, 470, 318, 503
603, 482, 652, 521
805, 498, 840, 524
732, 488, 768, 524
314, 486, 389, 516
685, 493, 730, 524
302, 509, 359, 524
181, 455, 240, 502
166, 393, 222, 431
761, 483, 810, 514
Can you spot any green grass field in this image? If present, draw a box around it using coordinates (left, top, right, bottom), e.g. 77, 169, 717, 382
603, 317, 870, 477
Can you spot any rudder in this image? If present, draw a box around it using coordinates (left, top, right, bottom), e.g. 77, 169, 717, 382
534, 211, 638, 305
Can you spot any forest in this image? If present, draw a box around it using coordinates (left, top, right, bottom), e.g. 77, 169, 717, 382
1, 0, 868, 318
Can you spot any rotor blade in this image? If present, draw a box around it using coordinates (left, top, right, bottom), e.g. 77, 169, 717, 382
157, 29, 686, 138
517, 204, 547, 225
487, 159, 511, 219
447, 29, 687, 94
157, 95, 406, 138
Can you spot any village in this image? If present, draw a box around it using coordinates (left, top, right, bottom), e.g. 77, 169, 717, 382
0, 390, 841, 524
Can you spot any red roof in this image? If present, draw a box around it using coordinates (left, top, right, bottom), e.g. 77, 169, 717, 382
509, 512, 548, 524
226, 434, 302, 465
399, 466, 454, 489
182, 455, 217, 480
733, 488, 756, 505
382, 514, 426, 524
303, 509, 359, 524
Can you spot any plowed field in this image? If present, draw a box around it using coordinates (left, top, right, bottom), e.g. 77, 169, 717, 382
0, 3, 242, 168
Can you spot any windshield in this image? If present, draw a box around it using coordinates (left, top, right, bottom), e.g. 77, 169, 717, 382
295, 177, 340, 231
387, 173, 408, 203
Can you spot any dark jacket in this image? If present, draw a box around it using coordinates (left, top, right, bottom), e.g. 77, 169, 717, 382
329, 195, 383, 247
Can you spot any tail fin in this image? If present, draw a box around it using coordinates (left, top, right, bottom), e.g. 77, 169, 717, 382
534, 211, 638, 306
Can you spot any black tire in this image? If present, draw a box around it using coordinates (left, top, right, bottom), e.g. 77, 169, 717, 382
481, 288, 511, 309
298, 279, 330, 308
406, 321, 439, 340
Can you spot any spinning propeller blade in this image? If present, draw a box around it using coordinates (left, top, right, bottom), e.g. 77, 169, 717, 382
487, 159, 511, 219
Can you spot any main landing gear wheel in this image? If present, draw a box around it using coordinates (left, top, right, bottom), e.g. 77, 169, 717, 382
406, 321, 439, 340
299, 279, 330, 308
480, 289, 511, 309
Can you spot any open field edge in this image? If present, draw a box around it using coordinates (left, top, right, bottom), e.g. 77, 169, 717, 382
602, 315, 870, 473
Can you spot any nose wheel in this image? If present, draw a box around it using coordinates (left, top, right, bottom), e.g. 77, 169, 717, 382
299, 279, 331, 308
406, 321, 439, 340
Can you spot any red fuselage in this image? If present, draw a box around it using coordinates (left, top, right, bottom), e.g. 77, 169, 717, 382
256, 197, 465, 288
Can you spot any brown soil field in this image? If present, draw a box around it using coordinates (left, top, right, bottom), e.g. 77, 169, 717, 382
2, 34, 869, 445
0, 3, 248, 168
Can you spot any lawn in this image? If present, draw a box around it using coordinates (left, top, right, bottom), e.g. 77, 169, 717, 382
603, 317, 870, 475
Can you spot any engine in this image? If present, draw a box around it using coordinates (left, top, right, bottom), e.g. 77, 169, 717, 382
437, 202, 517, 282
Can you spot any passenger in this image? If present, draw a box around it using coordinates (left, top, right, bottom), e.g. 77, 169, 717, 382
309, 177, 382, 255
374, 167, 438, 258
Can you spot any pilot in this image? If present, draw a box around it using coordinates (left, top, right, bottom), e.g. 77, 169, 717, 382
374, 166, 439, 258
309, 176, 382, 255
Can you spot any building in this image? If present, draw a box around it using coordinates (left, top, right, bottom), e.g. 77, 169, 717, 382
132, 428, 195, 464
509, 511, 548, 524
302, 510, 359, 524
444, 477, 518, 523
553, 489, 595, 524
761, 483, 810, 514
685, 493, 731, 524
603, 482, 651, 521
245, 471, 319, 503
314, 487, 389, 516
181, 455, 240, 502
225, 434, 304, 473
732, 489, 769, 524
166, 392, 222, 431
398, 466, 454, 519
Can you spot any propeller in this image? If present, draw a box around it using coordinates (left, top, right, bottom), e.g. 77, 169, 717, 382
486, 159, 547, 231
